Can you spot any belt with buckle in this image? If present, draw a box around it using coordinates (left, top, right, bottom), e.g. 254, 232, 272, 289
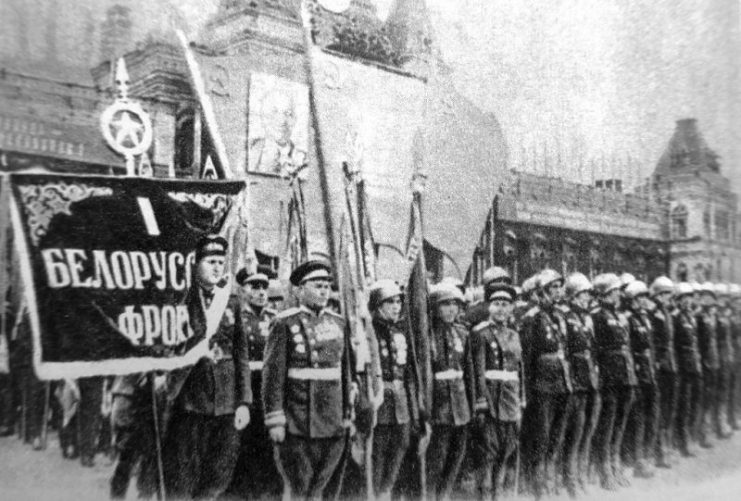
287, 367, 341, 380
484, 370, 519, 381
434, 369, 464, 380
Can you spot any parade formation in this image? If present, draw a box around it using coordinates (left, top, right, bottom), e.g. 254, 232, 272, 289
5, 250, 741, 501
1, 2, 740, 501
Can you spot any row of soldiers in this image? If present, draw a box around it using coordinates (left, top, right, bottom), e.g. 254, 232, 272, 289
106, 236, 741, 501
7, 234, 740, 500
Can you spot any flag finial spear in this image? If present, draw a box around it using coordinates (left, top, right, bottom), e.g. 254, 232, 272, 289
115, 57, 130, 101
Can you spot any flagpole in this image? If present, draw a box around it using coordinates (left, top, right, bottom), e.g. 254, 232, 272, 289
175, 30, 234, 180
298, 1, 338, 267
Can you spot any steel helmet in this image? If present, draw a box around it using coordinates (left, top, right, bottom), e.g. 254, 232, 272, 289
564, 272, 592, 298
593, 273, 622, 296
675, 282, 694, 298
619, 273, 636, 289
368, 279, 403, 311
521, 274, 540, 296
730, 284, 741, 297
430, 283, 465, 305
624, 280, 649, 299
482, 266, 512, 285
649, 276, 674, 297
689, 280, 702, 293
538, 269, 564, 289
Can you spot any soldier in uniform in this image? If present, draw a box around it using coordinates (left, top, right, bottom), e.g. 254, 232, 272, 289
673, 282, 703, 457
367, 279, 421, 500
162, 235, 252, 499
464, 267, 513, 328
426, 283, 474, 501
227, 270, 281, 500
521, 269, 574, 498
562, 273, 601, 496
591, 273, 637, 490
622, 281, 659, 479
696, 282, 729, 444
649, 276, 677, 468
262, 260, 352, 501
714, 283, 735, 437
470, 283, 523, 501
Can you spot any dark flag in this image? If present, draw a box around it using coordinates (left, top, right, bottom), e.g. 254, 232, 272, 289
9, 172, 245, 379
402, 187, 433, 499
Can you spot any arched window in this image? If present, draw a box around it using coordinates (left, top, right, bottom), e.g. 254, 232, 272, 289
671, 205, 688, 239
715, 210, 730, 241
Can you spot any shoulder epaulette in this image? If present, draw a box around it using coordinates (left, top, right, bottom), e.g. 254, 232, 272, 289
324, 309, 344, 319
473, 320, 492, 332
264, 307, 278, 317
523, 305, 540, 319
274, 306, 302, 320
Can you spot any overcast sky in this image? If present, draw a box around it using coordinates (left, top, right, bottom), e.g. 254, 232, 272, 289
3, 0, 740, 191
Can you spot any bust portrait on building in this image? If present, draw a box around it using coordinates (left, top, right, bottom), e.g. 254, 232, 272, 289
247, 73, 309, 177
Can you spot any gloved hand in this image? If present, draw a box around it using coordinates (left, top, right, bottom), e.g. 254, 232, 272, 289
234, 405, 251, 430
269, 426, 286, 443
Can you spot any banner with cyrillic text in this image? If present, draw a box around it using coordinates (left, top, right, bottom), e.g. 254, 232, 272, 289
9, 173, 245, 379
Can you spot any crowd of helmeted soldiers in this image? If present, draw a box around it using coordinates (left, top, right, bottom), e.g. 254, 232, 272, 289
3, 234, 741, 501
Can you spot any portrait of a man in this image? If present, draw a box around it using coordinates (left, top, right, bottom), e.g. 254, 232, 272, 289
247, 74, 309, 176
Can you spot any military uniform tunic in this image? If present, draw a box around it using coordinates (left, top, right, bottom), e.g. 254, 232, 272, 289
262, 305, 350, 500
227, 304, 281, 500
697, 307, 723, 440
370, 316, 419, 497
673, 309, 703, 454
162, 290, 252, 500
563, 306, 602, 493
425, 321, 474, 501
591, 304, 636, 488
470, 320, 523, 500
625, 308, 660, 470
522, 306, 574, 497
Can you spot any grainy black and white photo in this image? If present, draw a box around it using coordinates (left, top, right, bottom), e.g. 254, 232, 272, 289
1, 1, 741, 500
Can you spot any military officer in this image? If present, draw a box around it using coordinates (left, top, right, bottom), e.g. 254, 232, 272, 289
162, 235, 252, 500
367, 279, 421, 500
470, 283, 523, 501
591, 273, 637, 490
521, 269, 574, 498
623, 281, 659, 479
464, 267, 513, 328
649, 276, 678, 468
262, 260, 352, 501
673, 282, 703, 457
697, 282, 730, 444
227, 270, 281, 500
425, 283, 474, 501
562, 273, 601, 496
